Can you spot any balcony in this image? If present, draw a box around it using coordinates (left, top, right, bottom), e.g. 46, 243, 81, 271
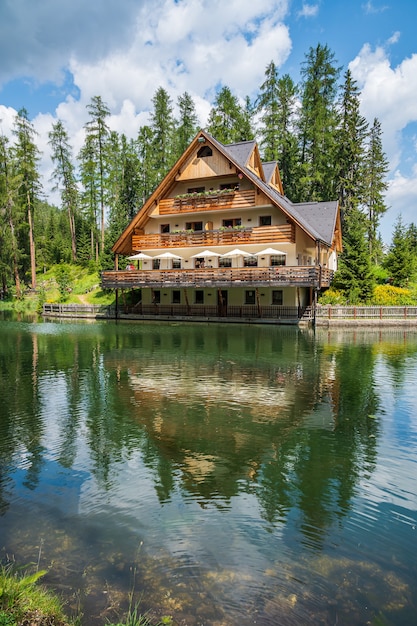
102, 266, 334, 290
131, 224, 295, 250
158, 189, 255, 215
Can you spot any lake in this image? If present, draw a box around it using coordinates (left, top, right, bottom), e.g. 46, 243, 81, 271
0, 316, 416, 625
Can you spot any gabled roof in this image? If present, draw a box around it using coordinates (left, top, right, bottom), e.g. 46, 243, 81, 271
112, 129, 341, 254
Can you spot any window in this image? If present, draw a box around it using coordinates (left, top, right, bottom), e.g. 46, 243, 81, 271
172, 259, 181, 269
259, 215, 272, 226
153, 290, 161, 304
160, 224, 170, 233
270, 254, 286, 266
197, 146, 212, 158
222, 218, 241, 228
187, 186, 205, 194
272, 290, 283, 305
244, 256, 257, 267
195, 290, 204, 304
172, 290, 181, 304
220, 183, 239, 191
219, 257, 232, 268
152, 259, 160, 270
245, 290, 256, 305
185, 221, 203, 231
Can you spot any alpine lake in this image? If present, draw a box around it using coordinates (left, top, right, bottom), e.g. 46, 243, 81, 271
0, 313, 416, 626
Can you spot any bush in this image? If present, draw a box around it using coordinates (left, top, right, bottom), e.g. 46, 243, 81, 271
373, 284, 416, 306
318, 288, 348, 305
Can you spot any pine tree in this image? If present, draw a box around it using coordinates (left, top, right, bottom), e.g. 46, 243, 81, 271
84, 95, 111, 256
175, 92, 199, 157
336, 70, 369, 223
298, 44, 341, 201
12, 108, 42, 289
48, 119, 79, 261
149, 87, 175, 184
78, 134, 99, 262
333, 206, 374, 303
384, 215, 414, 287
363, 118, 389, 262
206, 86, 247, 144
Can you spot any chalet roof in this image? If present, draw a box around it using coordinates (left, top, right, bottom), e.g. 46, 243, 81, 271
111, 129, 340, 254
261, 161, 278, 184
222, 140, 259, 171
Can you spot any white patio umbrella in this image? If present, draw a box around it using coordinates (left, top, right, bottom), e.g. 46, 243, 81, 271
190, 249, 222, 258
154, 251, 183, 259
127, 252, 153, 260
254, 248, 287, 256
222, 248, 255, 257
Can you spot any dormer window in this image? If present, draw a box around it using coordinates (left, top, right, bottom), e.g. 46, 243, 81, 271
197, 146, 212, 158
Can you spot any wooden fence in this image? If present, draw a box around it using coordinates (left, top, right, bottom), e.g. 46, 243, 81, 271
316, 305, 417, 320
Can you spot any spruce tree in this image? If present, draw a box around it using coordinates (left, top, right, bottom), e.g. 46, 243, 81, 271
336, 70, 368, 223
149, 87, 175, 184
384, 215, 414, 287
206, 86, 247, 144
48, 119, 79, 262
12, 107, 42, 289
298, 44, 341, 201
84, 95, 111, 256
333, 206, 374, 303
175, 92, 199, 157
363, 118, 389, 262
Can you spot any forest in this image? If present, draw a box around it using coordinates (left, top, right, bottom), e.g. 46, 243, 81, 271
1, 43, 416, 305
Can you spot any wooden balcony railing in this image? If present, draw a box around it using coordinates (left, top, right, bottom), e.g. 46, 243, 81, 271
158, 189, 256, 215
102, 266, 334, 289
132, 224, 295, 250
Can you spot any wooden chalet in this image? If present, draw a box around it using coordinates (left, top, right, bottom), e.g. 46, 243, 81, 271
101, 130, 342, 323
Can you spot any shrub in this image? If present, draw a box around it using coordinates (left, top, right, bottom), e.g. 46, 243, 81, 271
318, 288, 348, 305
373, 284, 416, 306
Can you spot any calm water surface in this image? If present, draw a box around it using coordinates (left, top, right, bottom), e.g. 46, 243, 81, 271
0, 316, 416, 625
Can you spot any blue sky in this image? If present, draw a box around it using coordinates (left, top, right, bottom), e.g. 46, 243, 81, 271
1, 0, 417, 244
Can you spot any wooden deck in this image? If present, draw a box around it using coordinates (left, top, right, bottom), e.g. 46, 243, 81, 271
131, 224, 295, 250
101, 266, 333, 289
158, 189, 256, 214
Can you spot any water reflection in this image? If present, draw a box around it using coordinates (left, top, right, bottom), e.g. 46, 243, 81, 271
0, 321, 416, 625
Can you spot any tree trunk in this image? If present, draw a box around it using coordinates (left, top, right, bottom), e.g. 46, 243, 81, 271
27, 191, 36, 289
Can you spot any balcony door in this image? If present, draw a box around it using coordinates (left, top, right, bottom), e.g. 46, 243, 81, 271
217, 290, 228, 316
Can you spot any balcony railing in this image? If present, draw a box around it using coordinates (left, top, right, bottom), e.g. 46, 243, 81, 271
131, 224, 295, 250
102, 266, 334, 289
158, 189, 255, 215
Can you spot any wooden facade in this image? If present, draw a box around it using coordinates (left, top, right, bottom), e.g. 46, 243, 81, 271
102, 131, 342, 324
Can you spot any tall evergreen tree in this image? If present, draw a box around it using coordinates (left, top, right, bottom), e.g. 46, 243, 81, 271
206, 86, 247, 144
363, 118, 389, 262
332, 206, 374, 303
336, 70, 368, 224
175, 91, 199, 157
149, 87, 175, 184
84, 95, 111, 256
256, 61, 281, 160
78, 133, 99, 262
12, 108, 42, 289
384, 215, 414, 287
136, 125, 155, 204
298, 44, 341, 201
0, 133, 23, 297
48, 119, 79, 261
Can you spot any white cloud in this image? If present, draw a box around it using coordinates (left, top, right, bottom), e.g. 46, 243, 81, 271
297, 3, 319, 19
350, 43, 417, 241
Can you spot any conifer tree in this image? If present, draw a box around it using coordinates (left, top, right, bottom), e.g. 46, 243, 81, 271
206, 86, 247, 144
363, 118, 389, 262
84, 95, 111, 256
384, 215, 414, 287
175, 91, 199, 157
298, 44, 341, 201
333, 206, 374, 303
149, 87, 175, 184
336, 70, 368, 223
78, 134, 99, 262
12, 107, 42, 289
48, 119, 79, 262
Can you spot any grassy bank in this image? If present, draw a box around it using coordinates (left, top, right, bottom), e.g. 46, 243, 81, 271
0, 264, 115, 313
0, 565, 172, 626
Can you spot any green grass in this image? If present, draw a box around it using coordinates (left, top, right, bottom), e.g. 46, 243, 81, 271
0, 565, 70, 626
